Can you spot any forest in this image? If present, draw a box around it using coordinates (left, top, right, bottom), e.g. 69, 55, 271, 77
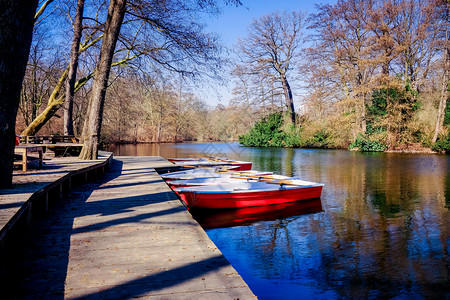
15, 0, 250, 146
236, 0, 449, 152
10, 0, 450, 153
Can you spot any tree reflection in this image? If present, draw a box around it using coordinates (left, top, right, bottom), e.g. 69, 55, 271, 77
207, 150, 449, 299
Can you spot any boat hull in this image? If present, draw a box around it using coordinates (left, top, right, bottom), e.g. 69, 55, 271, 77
230, 162, 252, 171
179, 185, 323, 209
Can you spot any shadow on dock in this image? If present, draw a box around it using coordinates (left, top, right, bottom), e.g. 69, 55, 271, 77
0, 158, 255, 299
68, 255, 230, 299
1, 161, 124, 298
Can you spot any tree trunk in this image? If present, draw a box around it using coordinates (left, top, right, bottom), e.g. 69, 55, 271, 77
381, 29, 393, 80
432, 55, 449, 143
0, 0, 38, 188
432, 0, 449, 144
21, 68, 68, 136
80, 93, 91, 143
64, 0, 85, 136
280, 73, 296, 124
79, 0, 127, 160
361, 93, 367, 132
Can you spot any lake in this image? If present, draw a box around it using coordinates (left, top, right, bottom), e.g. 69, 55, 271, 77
108, 142, 450, 299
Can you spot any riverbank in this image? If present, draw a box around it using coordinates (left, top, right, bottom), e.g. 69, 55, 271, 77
108, 140, 441, 155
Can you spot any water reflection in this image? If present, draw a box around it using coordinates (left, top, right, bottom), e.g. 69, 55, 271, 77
190, 198, 323, 229
109, 142, 450, 299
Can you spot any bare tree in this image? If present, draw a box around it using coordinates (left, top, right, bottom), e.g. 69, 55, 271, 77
64, 0, 86, 136
236, 10, 305, 124
308, 0, 443, 147
19, 35, 61, 127
433, 0, 449, 143
20, 33, 136, 136
0, 0, 38, 188
310, 0, 375, 135
21, 0, 242, 138
79, 0, 127, 160
392, 0, 440, 92
366, 0, 399, 80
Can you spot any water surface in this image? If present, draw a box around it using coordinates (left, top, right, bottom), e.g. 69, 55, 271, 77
109, 142, 450, 299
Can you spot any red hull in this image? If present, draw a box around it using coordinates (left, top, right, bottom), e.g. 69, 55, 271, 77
180, 186, 323, 209
230, 162, 252, 171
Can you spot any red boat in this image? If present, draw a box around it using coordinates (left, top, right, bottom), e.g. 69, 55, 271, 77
174, 180, 324, 209
227, 161, 252, 171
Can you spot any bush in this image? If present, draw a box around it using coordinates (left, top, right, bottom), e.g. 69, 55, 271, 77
349, 131, 388, 152
366, 86, 421, 147
239, 112, 302, 147
432, 134, 450, 153
303, 129, 337, 148
444, 100, 450, 126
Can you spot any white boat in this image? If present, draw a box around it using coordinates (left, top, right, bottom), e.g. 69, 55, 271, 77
161, 169, 272, 181
166, 173, 298, 188
167, 157, 253, 171
167, 176, 260, 188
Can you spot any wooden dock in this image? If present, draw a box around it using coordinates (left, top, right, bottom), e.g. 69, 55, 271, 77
0, 155, 256, 299
1, 151, 113, 252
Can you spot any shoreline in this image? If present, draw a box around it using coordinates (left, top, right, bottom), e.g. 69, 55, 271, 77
106, 140, 444, 155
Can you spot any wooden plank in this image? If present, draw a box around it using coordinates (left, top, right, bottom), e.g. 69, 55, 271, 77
1, 152, 112, 243
0, 156, 256, 299
265, 180, 308, 186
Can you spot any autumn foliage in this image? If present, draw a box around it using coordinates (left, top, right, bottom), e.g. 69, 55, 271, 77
238, 0, 449, 152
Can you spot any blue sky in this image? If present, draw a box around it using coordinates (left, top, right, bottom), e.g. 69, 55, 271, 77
198, 0, 336, 106
206, 0, 334, 50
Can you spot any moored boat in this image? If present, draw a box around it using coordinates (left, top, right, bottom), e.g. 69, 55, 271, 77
167, 176, 260, 188
161, 168, 272, 181
174, 179, 324, 209
167, 157, 253, 171
229, 161, 252, 171
167, 158, 201, 163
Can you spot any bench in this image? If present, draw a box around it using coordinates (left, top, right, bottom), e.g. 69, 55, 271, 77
14, 145, 43, 171
45, 143, 83, 157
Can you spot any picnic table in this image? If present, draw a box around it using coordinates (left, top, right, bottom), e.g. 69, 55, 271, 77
19, 135, 83, 157
14, 145, 43, 171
